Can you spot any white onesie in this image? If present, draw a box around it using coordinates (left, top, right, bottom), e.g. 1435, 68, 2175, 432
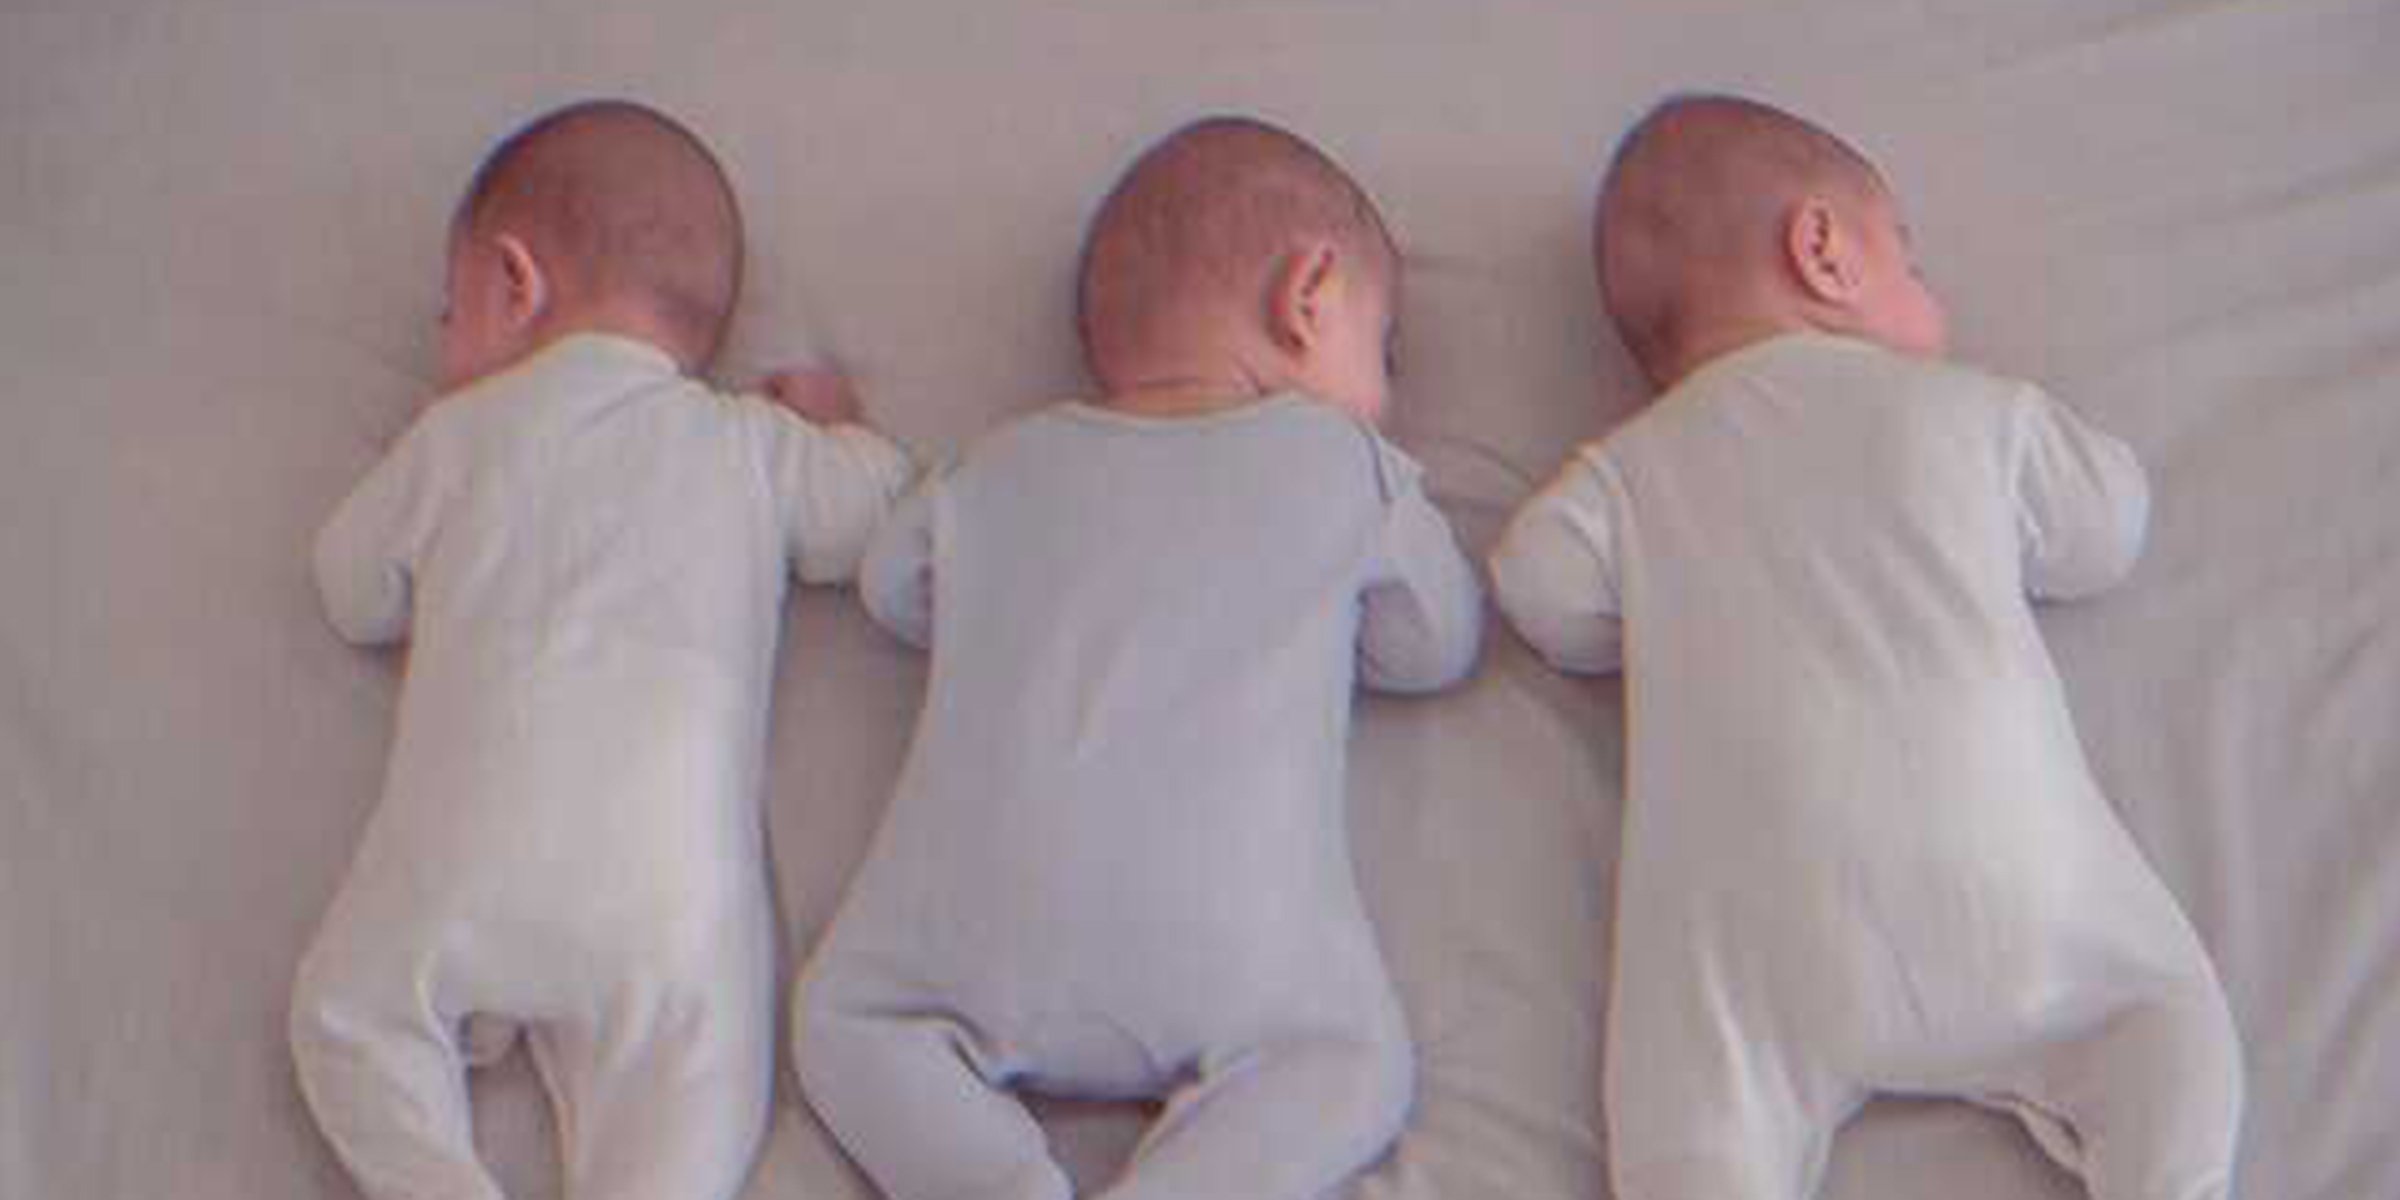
1490, 334, 2242, 1200
291, 334, 912, 1200
794, 395, 1483, 1200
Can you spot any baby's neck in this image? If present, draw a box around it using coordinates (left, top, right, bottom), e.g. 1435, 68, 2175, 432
1098, 354, 1277, 419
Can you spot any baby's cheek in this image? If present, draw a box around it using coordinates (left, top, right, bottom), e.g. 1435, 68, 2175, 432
1915, 293, 1951, 356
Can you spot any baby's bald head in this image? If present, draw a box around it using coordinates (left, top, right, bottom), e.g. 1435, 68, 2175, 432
454, 100, 742, 371
1077, 116, 1395, 394
1596, 95, 1889, 382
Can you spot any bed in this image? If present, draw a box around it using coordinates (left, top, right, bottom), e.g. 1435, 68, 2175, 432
5, 1, 2396, 1197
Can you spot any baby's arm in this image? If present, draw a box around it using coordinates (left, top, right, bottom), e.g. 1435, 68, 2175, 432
312, 426, 436, 646
754, 368, 916, 587
1356, 436, 1485, 693
1487, 448, 1625, 675
855, 472, 939, 650
2011, 386, 2150, 601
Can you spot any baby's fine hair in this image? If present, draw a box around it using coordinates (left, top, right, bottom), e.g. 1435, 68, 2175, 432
1076, 115, 1393, 387
1596, 94, 1885, 378
456, 99, 744, 368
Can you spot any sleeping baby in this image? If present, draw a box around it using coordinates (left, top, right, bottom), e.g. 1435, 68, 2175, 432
290, 100, 912, 1200
793, 116, 1484, 1200
1490, 95, 2243, 1200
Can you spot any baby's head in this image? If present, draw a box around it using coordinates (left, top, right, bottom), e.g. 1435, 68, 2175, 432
1595, 94, 1946, 389
1077, 116, 1399, 423
439, 100, 742, 391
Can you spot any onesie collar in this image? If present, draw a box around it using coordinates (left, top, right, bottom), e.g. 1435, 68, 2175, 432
544, 331, 683, 379
1670, 331, 1882, 396
450, 332, 687, 418
1052, 391, 1314, 430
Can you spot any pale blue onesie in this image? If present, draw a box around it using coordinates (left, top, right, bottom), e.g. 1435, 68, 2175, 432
795, 394, 1484, 1200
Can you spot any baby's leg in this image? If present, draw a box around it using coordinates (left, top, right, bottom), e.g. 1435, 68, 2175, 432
1980, 987, 2243, 1200
1606, 1055, 1855, 1200
793, 981, 1070, 1200
289, 936, 501, 1200
1605, 951, 1861, 1200
527, 955, 776, 1200
1096, 1025, 1413, 1200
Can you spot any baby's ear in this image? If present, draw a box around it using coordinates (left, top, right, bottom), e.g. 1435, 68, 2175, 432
1267, 242, 1340, 354
492, 232, 551, 327
1783, 197, 1859, 305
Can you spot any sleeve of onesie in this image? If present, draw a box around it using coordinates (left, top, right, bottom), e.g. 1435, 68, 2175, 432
855, 466, 943, 651
1355, 431, 1485, 694
2010, 386, 2151, 601
1487, 446, 1626, 676
751, 401, 918, 587
312, 422, 439, 646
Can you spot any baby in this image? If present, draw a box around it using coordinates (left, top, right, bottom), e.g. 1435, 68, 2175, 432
290, 100, 913, 1200
793, 117, 1483, 1200
1490, 96, 2243, 1200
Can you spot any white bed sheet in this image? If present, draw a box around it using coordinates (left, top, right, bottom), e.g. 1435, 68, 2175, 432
4, 2, 2396, 1198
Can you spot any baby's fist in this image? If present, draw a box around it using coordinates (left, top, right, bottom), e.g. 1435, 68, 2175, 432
762, 367, 863, 427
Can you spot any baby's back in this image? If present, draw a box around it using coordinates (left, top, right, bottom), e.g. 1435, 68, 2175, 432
404, 343, 789, 699
348, 337, 807, 915
903, 398, 1383, 890
842, 396, 1418, 1030
1599, 335, 2146, 864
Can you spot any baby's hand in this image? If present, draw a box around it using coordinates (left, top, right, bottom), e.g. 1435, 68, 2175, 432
762, 366, 864, 427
